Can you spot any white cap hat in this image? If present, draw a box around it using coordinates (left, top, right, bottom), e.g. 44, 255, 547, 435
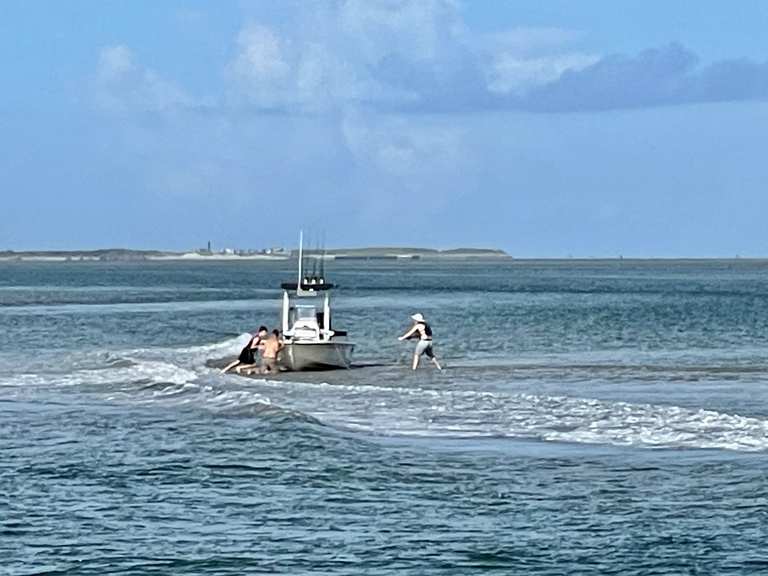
410, 313, 425, 323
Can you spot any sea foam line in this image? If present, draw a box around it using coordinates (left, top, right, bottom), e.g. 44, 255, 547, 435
251, 378, 768, 451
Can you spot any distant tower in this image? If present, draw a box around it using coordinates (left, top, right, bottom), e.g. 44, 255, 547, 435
207, 240, 211, 254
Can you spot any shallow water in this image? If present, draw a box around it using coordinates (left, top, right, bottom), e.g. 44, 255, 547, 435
2, 259, 768, 574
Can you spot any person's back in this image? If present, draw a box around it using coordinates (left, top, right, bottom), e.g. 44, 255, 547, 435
262, 333, 280, 358
260, 330, 282, 374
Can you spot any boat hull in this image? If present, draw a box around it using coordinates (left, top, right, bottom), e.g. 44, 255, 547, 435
279, 341, 354, 371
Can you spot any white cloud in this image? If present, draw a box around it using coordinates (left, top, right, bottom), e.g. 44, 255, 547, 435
488, 52, 600, 95
479, 26, 599, 95
338, 0, 462, 63
220, 2, 600, 113
294, 42, 362, 109
224, 0, 477, 111
94, 3, 767, 119
227, 21, 374, 110
94, 45, 191, 113
97, 45, 134, 79
230, 24, 290, 84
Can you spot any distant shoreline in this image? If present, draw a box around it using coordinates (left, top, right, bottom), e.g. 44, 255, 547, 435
0, 247, 511, 262
1, 250, 766, 263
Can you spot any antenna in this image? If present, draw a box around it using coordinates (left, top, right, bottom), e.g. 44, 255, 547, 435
297, 230, 304, 288
320, 230, 326, 279
311, 231, 319, 279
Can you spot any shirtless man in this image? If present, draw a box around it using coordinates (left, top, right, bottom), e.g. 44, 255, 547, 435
260, 329, 283, 374
398, 313, 442, 371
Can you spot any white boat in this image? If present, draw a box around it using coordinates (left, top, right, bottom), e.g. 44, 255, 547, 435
277, 234, 354, 371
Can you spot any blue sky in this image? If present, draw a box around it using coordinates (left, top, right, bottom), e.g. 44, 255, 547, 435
1, 0, 767, 256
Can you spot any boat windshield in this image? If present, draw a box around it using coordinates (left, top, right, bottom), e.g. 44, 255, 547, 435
295, 305, 317, 320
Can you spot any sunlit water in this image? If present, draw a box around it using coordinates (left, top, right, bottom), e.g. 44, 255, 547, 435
2, 260, 768, 574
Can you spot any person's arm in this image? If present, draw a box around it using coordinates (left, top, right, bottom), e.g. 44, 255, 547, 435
398, 325, 418, 341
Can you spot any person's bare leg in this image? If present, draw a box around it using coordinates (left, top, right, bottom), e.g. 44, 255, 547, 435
236, 363, 257, 375
431, 356, 443, 370
221, 360, 240, 374
243, 364, 260, 375
412, 354, 420, 370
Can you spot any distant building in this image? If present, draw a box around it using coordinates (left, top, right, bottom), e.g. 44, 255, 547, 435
198, 240, 213, 255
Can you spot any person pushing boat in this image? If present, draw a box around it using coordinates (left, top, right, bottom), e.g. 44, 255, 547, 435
221, 326, 268, 374
398, 313, 442, 371
260, 329, 283, 374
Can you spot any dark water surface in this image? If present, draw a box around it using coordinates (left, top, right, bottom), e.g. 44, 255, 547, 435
2, 260, 768, 574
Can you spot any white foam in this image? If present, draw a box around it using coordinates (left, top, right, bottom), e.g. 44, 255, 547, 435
0, 334, 281, 417
0, 334, 249, 390
112, 381, 275, 416
0, 358, 198, 390
126, 334, 248, 369
250, 379, 768, 452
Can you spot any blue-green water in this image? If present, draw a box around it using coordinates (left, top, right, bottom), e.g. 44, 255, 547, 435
2, 260, 768, 574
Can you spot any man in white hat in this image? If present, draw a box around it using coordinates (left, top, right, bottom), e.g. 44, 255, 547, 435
398, 313, 442, 370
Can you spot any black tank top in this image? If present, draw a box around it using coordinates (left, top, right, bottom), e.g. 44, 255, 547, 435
419, 322, 433, 339
238, 344, 255, 364
238, 336, 261, 363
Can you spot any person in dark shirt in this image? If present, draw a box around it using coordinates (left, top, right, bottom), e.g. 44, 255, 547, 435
398, 313, 442, 371
221, 326, 268, 374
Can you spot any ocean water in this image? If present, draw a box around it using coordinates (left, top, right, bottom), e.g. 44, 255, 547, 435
2, 259, 768, 575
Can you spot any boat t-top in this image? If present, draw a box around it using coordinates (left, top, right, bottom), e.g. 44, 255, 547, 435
278, 233, 354, 371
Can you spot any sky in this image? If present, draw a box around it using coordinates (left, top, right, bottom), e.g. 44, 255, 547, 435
1, 0, 767, 257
